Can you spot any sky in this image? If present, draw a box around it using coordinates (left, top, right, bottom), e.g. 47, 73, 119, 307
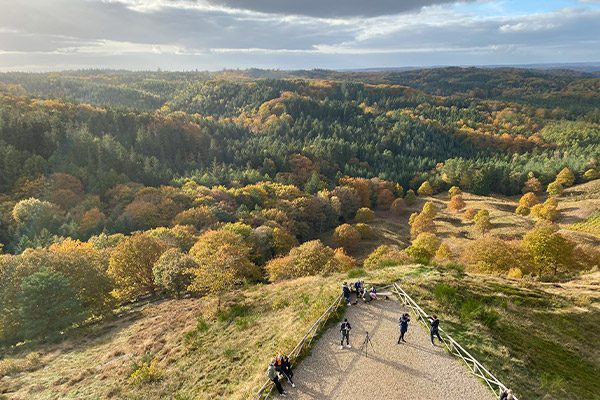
0, 0, 599, 71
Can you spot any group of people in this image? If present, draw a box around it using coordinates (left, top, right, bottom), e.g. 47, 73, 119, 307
266, 353, 295, 397
342, 281, 377, 305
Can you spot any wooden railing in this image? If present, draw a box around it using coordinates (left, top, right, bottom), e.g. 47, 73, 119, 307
256, 294, 344, 399
392, 283, 518, 400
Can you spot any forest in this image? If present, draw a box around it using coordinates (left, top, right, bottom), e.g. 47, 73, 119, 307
0, 67, 599, 346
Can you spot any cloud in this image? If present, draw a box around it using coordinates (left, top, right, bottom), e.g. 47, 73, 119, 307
0, 0, 599, 71
206, 0, 471, 18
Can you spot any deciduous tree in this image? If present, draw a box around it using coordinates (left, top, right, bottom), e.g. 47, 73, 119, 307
108, 234, 167, 301
332, 224, 361, 252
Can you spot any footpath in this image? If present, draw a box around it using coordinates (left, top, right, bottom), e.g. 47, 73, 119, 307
284, 295, 496, 399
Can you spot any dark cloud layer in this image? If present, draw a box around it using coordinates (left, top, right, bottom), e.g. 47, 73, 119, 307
209, 0, 466, 18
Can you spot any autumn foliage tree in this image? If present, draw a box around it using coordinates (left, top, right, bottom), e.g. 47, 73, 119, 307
447, 195, 466, 212
531, 197, 560, 222
406, 232, 441, 263
461, 236, 519, 274
546, 181, 564, 196
409, 202, 437, 238
555, 167, 575, 188
332, 224, 361, 252
108, 233, 168, 301
473, 209, 492, 235
522, 172, 542, 194
434, 243, 453, 264
516, 192, 539, 215
376, 189, 395, 210
153, 248, 196, 297
266, 240, 344, 281
172, 206, 217, 230
354, 207, 375, 223
523, 223, 577, 276
390, 198, 406, 215
417, 181, 434, 196
47, 239, 115, 314
189, 230, 260, 306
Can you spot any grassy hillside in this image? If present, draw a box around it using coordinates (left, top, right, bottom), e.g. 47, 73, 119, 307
2, 178, 599, 399
418, 180, 600, 257
400, 269, 600, 400
2, 262, 598, 400
0, 277, 341, 400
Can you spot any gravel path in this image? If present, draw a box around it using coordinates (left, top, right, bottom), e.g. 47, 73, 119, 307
281, 293, 496, 400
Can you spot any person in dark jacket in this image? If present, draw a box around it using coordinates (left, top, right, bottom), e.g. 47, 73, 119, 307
340, 318, 352, 349
267, 358, 286, 396
428, 315, 443, 345
342, 283, 351, 305
398, 313, 410, 343
499, 388, 514, 400
276, 354, 295, 388
354, 280, 362, 300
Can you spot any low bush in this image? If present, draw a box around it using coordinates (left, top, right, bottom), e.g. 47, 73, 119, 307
129, 354, 161, 385
363, 245, 411, 270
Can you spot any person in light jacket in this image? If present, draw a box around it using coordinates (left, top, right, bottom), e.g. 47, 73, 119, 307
267, 358, 286, 396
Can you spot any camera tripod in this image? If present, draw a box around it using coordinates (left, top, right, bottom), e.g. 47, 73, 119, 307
359, 331, 375, 358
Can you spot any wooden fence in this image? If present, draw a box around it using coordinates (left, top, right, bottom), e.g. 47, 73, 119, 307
392, 282, 518, 400
256, 294, 343, 399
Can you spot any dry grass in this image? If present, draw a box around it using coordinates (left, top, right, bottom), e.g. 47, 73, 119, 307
417, 181, 600, 257
0, 277, 342, 400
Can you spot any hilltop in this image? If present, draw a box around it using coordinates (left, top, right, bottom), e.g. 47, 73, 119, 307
1, 181, 599, 399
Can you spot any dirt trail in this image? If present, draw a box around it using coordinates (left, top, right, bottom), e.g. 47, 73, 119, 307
282, 295, 496, 400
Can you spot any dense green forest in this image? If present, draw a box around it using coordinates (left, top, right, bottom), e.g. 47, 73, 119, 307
0, 68, 599, 345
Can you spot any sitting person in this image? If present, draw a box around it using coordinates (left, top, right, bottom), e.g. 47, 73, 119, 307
369, 286, 378, 300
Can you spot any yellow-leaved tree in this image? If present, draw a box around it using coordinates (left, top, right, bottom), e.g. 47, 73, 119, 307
332, 223, 361, 252
417, 181, 434, 196
409, 201, 437, 238
473, 209, 492, 235
108, 233, 168, 301
188, 230, 260, 308
522, 222, 577, 277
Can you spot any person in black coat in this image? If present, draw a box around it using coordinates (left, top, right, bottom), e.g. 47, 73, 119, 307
428, 315, 443, 345
281, 355, 295, 388
342, 283, 351, 305
398, 313, 410, 343
340, 318, 352, 349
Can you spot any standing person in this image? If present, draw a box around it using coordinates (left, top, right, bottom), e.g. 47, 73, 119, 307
342, 282, 351, 305
428, 315, 443, 345
267, 358, 286, 396
354, 280, 361, 300
398, 313, 410, 344
281, 355, 295, 388
340, 318, 352, 349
